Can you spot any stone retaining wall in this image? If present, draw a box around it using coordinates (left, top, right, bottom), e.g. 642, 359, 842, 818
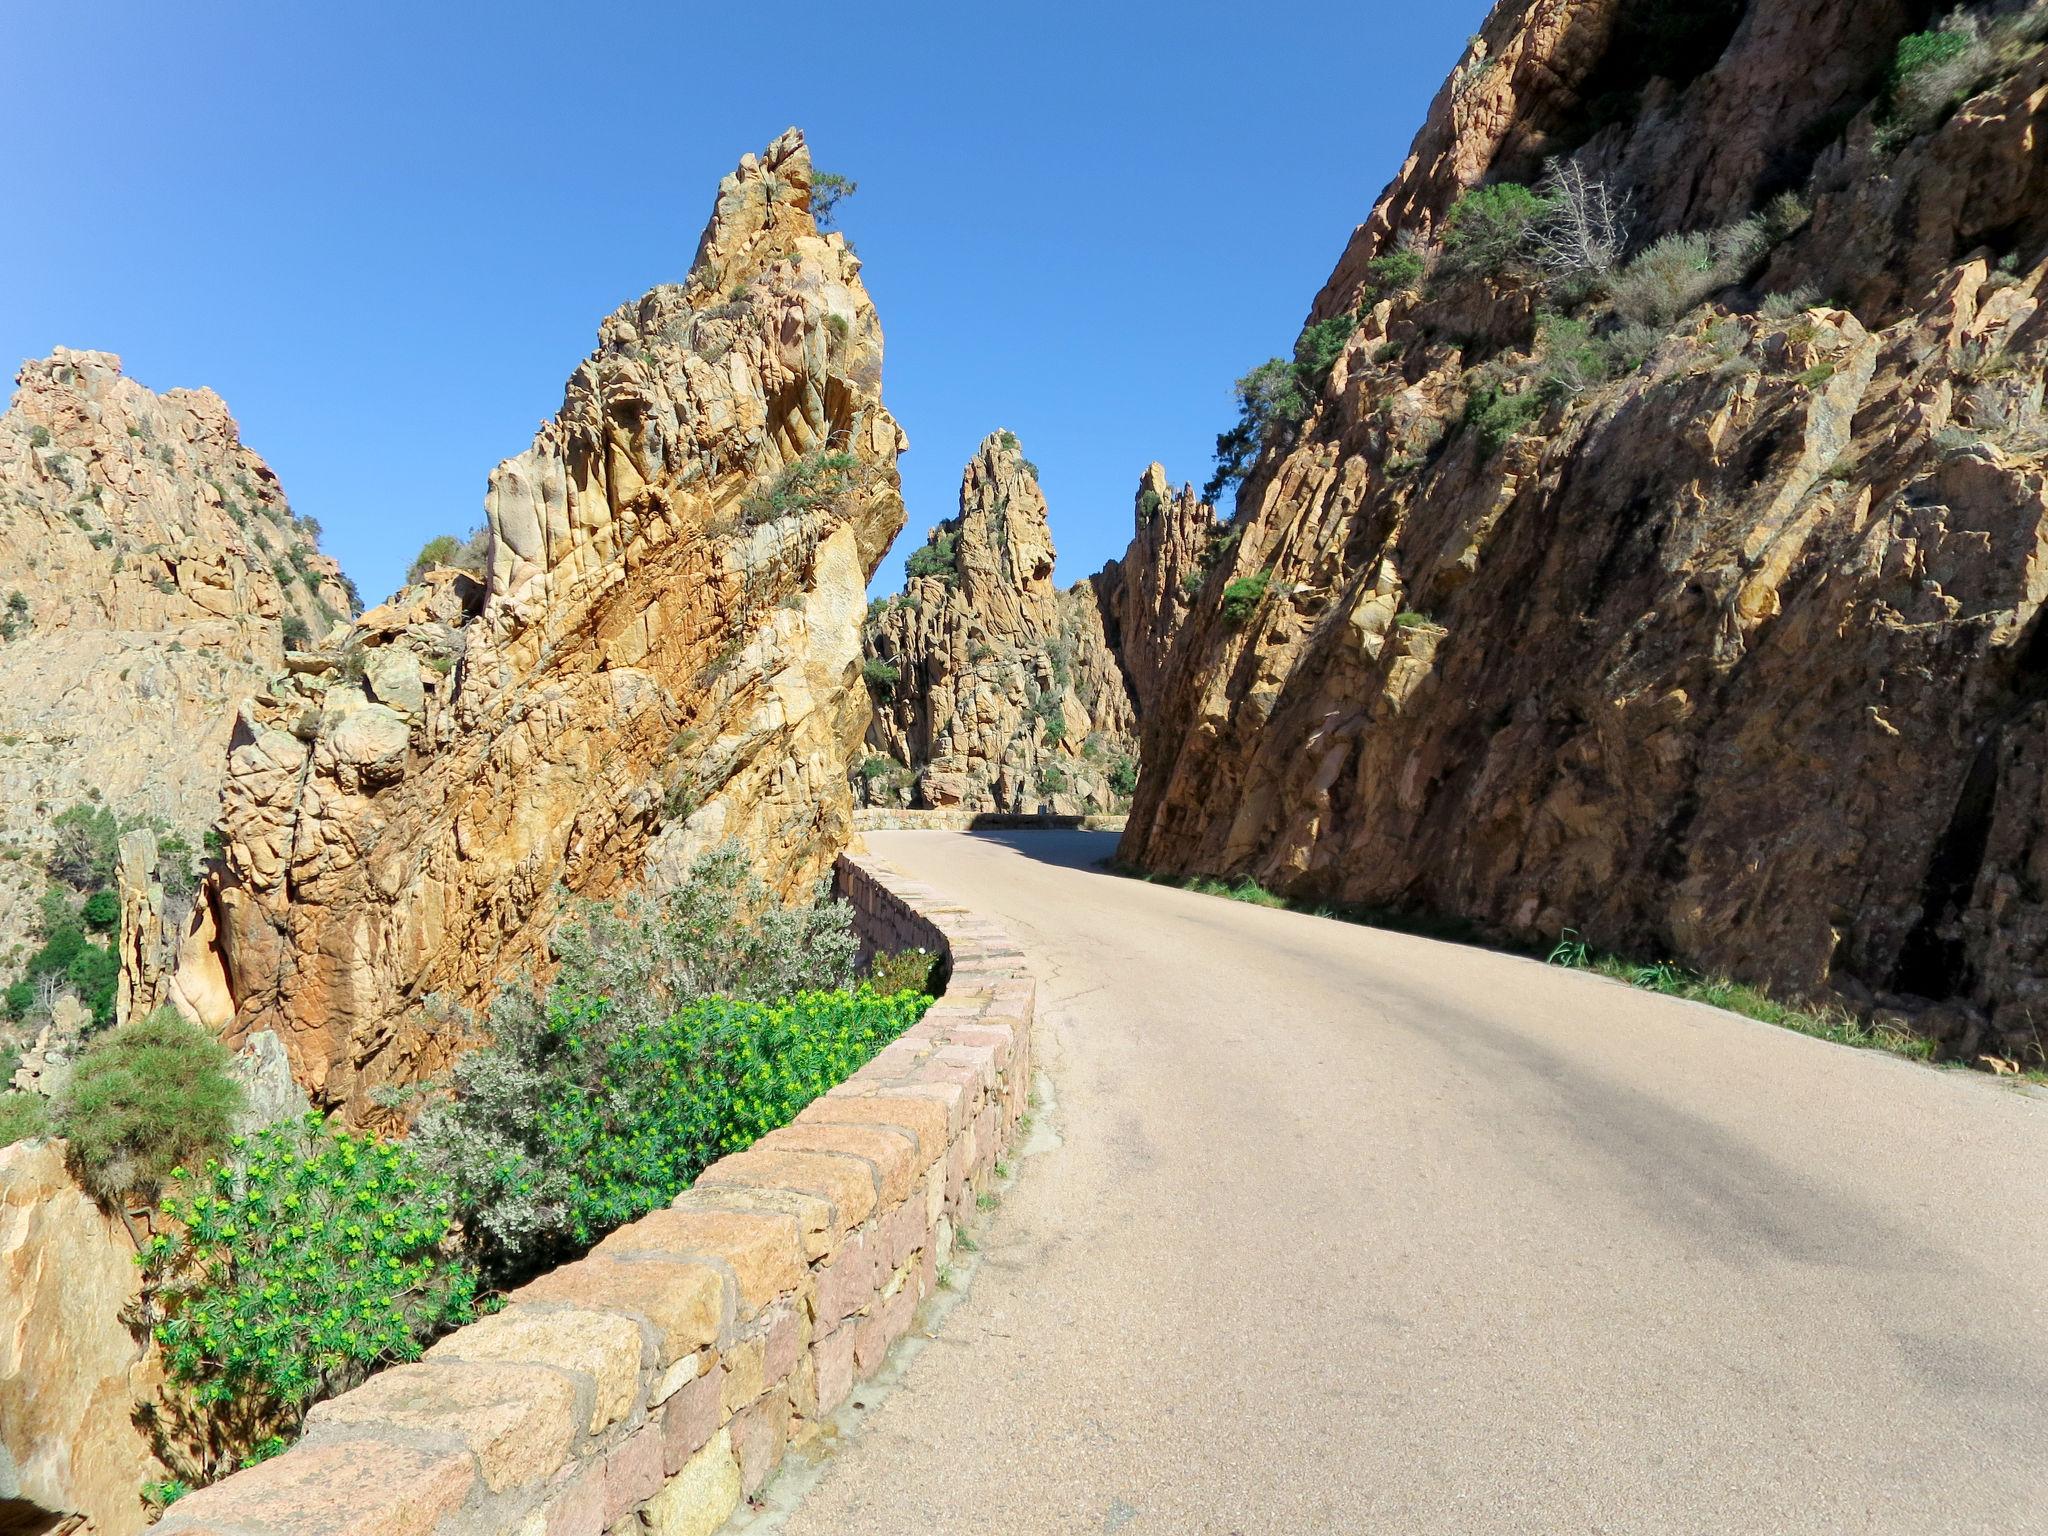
853, 809, 1126, 833
156, 853, 1034, 1536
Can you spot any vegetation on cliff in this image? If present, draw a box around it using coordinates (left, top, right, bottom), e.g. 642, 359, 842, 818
1128, 0, 2048, 1069
27, 841, 938, 1487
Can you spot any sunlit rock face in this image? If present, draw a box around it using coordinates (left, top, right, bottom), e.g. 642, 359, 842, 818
181, 129, 910, 1121
0, 349, 352, 1028
860, 432, 1160, 816
1122, 0, 2048, 1062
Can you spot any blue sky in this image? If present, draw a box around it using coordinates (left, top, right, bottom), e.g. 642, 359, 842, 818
1, 1, 1483, 606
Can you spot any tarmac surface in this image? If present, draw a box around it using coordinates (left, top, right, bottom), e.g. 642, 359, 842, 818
770, 830, 2048, 1535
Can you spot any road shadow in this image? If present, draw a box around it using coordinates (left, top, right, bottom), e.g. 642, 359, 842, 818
945, 828, 1122, 873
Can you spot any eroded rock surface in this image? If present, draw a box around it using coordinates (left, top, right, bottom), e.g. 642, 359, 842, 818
1090, 464, 1217, 719
0, 352, 351, 1038
861, 433, 1144, 814
176, 130, 908, 1120
1123, 0, 2048, 1061
0, 1140, 166, 1536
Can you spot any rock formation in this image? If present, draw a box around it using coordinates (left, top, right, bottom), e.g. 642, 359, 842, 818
860, 433, 1144, 814
0, 351, 352, 1051
0, 1139, 167, 1536
1089, 464, 1217, 719
1122, 0, 2048, 1063
174, 130, 908, 1120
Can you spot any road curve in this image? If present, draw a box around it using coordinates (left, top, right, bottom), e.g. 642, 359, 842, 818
777, 831, 2047, 1536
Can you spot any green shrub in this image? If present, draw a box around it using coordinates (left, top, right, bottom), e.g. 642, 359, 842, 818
1607, 219, 1768, 327
55, 1011, 243, 1207
0, 1092, 49, 1146
141, 1116, 476, 1481
1292, 313, 1357, 394
1760, 287, 1816, 320
1892, 25, 1975, 92
866, 947, 938, 995
862, 656, 901, 698
811, 170, 857, 230
413, 841, 862, 1277
49, 802, 120, 889
155, 833, 200, 900
1204, 360, 1310, 502
858, 754, 894, 782
1137, 487, 1163, 523
1439, 182, 1548, 278
740, 450, 859, 526
478, 988, 925, 1262
11, 884, 120, 1025
1535, 312, 1611, 398
1394, 610, 1434, 629
1178, 569, 1205, 600
1037, 763, 1069, 795
905, 529, 958, 582
1366, 245, 1427, 296
1108, 756, 1139, 797
997, 430, 1020, 454
27, 425, 52, 448
1039, 714, 1067, 746
1464, 383, 1546, 456
1886, 16, 1992, 136
405, 528, 488, 584
1205, 309, 1363, 503
81, 888, 120, 932
1221, 568, 1272, 627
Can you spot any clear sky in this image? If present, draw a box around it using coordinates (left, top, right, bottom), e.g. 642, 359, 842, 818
0, 1, 1484, 607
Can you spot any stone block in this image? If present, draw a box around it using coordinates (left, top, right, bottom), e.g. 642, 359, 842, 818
513, 1254, 725, 1366
695, 1146, 876, 1233
597, 1205, 803, 1316
302, 1359, 577, 1492
427, 1304, 641, 1433
884, 1193, 929, 1270
811, 1228, 882, 1330
670, 1183, 842, 1263
812, 1325, 855, 1416
536, 1462, 606, 1536
761, 1303, 803, 1385
803, 1091, 951, 1172
729, 1391, 789, 1496
155, 1439, 473, 1536
719, 1333, 765, 1414
635, 1427, 739, 1536
660, 1363, 727, 1473
603, 1423, 666, 1527
756, 1121, 917, 1205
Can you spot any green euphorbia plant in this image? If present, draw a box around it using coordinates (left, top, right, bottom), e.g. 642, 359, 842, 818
138, 1114, 477, 1482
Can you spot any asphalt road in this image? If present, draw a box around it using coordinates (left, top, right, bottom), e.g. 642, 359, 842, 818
775, 830, 2048, 1536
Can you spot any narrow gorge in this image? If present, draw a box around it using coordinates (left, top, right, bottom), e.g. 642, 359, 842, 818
3, 2, 2047, 1530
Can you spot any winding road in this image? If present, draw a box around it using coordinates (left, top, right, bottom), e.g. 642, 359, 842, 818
775, 831, 2048, 1535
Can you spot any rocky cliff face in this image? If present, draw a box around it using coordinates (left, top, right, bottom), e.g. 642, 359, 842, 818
1123, 0, 2048, 1063
173, 130, 908, 1120
1089, 464, 1217, 719
0, 352, 351, 1043
0, 1139, 167, 1536
861, 433, 1142, 814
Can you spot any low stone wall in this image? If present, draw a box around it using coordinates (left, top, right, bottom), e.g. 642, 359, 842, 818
853, 809, 1126, 833
157, 853, 1034, 1536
